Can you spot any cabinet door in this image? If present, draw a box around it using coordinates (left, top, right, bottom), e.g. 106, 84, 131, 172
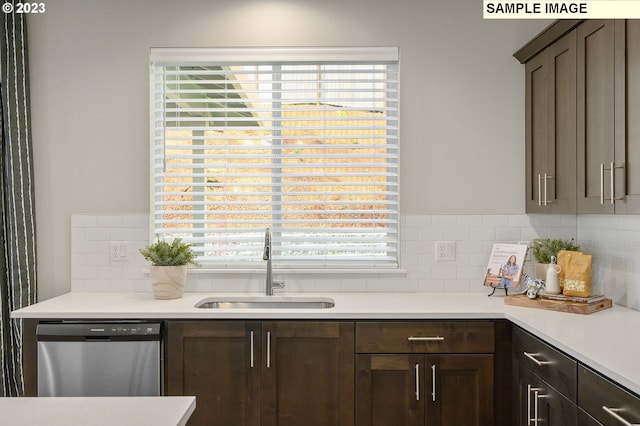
426, 354, 494, 426
356, 354, 424, 426
515, 363, 577, 426
614, 19, 640, 213
165, 321, 261, 426
525, 30, 577, 213
262, 321, 355, 426
548, 31, 577, 213
525, 48, 550, 213
577, 20, 616, 213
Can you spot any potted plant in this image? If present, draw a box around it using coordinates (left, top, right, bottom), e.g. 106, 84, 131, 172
139, 238, 199, 299
531, 237, 580, 279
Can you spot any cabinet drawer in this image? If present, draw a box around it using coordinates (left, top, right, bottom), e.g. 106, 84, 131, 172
579, 365, 640, 425
355, 321, 494, 354
513, 326, 577, 402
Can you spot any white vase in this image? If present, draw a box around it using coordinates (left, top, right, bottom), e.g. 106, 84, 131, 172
545, 263, 562, 295
149, 265, 187, 299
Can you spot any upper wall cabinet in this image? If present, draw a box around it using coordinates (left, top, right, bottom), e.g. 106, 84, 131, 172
524, 29, 577, 213
577, 20, 640, 213
517, 20, 640, 214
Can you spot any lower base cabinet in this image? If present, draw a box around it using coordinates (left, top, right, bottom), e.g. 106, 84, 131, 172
165, 320, 355, 426
514, 362, 577, 425
578, 364, 640, 426
355, 321, 496, 426
356, 353, 493, 426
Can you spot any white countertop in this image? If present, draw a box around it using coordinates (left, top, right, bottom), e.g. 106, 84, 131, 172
12, 291, 640, 396
0, 396, 195, 426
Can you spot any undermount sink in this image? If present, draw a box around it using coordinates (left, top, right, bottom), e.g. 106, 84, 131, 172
195, 296, 335, 309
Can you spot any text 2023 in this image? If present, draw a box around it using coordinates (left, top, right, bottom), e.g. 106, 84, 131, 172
15, 3, 45, 13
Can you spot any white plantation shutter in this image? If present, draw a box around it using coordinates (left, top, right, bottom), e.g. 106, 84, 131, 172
150, 47, 399, 268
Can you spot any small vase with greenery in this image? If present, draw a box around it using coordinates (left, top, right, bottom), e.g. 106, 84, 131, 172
140, 238, 199, 299
531, 238, 580, 279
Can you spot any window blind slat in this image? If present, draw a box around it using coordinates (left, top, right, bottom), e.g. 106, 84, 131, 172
151, 47, 399, 268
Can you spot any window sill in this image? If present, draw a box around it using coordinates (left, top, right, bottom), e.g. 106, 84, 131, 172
144, 267, 407, 277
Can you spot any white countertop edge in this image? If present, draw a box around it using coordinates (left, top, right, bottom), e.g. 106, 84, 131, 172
11, 291, 640, 396
0, 396, 196, 426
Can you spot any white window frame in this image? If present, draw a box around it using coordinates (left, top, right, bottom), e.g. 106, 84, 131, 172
149, 47, 400, 270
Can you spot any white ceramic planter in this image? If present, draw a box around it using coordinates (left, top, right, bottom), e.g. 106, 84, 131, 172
535, 263, 549, 280
149, 265, 187, 299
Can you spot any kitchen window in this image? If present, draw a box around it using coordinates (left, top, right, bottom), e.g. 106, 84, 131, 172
149, 47, 399, 269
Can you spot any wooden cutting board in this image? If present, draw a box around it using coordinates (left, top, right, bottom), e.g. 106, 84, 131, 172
504, 294, 612, 315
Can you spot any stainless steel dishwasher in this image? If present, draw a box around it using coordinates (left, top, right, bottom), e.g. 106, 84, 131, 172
36, 321, 162, 397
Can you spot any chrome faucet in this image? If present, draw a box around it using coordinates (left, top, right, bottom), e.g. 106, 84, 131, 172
263, 228, 285, 295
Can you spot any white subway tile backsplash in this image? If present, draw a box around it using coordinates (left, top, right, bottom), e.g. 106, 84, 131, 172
69, 213, 640, 311
457, 215, 484, 227
482, 215, 510, 228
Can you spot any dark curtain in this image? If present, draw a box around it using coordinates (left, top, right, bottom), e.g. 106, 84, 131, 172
0, 2, 37, 397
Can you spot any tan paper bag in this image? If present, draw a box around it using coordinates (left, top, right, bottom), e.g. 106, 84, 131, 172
562, 252, 592, 297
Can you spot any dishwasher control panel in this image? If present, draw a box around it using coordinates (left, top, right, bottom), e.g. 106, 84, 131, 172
36, 322, 162, 340
87, 323, 161, 336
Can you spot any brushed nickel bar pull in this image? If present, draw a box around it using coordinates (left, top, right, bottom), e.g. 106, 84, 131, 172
538, 174, 542, 206
609, 162, 625, 204
415, 364, 420, 401
601, 163, 605, 205
610, 162, 616, 205
408, 336, 445, 341
527, 384, 532, 426
431, 364, 436, 402
533, 389, 540, 426
527, 387, 543, 426
266, 331, 271, 368
543, 173, 554, 206
523, 351, 551, 367
602, 405, 640, 426
250, 331, 254, 368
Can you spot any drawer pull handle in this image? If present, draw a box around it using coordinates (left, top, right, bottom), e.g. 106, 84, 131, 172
414, 363, 420, 401
523, 351, 551, 366
408, 336, 445, 342
602, 406, 640, 426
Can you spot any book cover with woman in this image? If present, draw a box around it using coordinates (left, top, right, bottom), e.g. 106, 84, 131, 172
484, 243, 528, 295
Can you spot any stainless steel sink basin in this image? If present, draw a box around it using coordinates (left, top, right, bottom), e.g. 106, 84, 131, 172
195, 296, 335, 309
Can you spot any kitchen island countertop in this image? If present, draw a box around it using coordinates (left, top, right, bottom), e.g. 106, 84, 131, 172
12, 291, 640, 397
0, 396, 195, 426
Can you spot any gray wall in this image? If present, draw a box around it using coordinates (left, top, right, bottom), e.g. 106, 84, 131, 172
27, 0, 550, 299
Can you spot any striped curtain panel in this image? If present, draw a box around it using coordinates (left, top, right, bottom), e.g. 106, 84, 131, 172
0, 4, 37, 397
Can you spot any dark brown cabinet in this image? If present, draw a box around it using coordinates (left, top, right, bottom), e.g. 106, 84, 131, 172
525, 29, 577, 213
166, 320, 354, 426
577, 19, 640, 213
519, 19, 640, 214
515, 362, 577, 425
165, 321, 261, 426
512, 326, 577, 426
576, 20, 617, 213
578, 365, 640, 426
355, 321, 495, 426
261, 321, 355, 426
